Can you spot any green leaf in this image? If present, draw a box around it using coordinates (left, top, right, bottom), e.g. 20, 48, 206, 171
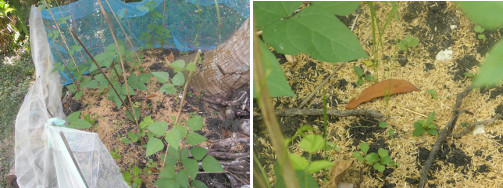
413, 126, 425, 136
68, 119, 92, 129
186, 132, 207, 145
202, 155, 224, 172
175, 170, 189, 188
123, 171, 132, 182
152, 72, 170, 83
428, 129, 438, 136
299, 134, 325, 153
169, 60, 186, 73
253, 40, 296, 98
191, 180, 208, 188
311, 2, 361, 16
148, 121, 169, 137
172, 72, 185, 86
474, 39, 503, 87
67, 111, 81, 123
353, 152, 364, 162
308, 160, 335, 173
176, 125, 188, 137
426, 89, 437, 99
160, 83, 177, 94
85, 80, 98, 89
359, 142, 369, 155
373, 163, 386, 172
356, 77, 364, 86
165, 128, 183, 151
146, 138, 164, 157
288, 153, 309, 170
185, 62, 196, 72
457, 2, 503, 30
381, 155, 392, 165
364, 74, 375, 81
132, 165, 141, 176
126, 107, 140, 122
426, 112, 435, 124
378, 148, 388, 158
379, 122, 387, 128
474, 25, 485, 33
353, 66, 364, 76
187, 116, 203, 131
190, 146, 207, 161
140, 115, 154, 130
154, 178, 177, 188
365, 153, 380, 163
120, 137, 131, 144
183, 158, 198, 179
159, 162, 176, 179
255, 1, 368, 62
133, 177, 142, 188
128, 132, 139, 143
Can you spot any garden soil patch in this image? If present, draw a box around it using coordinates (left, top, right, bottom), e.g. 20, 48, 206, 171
255, 2, 503, 187
63, 48, 249, 187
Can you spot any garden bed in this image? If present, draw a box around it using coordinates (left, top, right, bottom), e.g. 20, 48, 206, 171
254, 2, 503, 187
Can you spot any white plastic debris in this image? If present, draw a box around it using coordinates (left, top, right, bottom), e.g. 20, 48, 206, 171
436, 47, 453, 61
472, 124, 486, 135
450, 25, 457, 30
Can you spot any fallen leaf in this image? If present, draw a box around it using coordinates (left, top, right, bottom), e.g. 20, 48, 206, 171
345, 79, 418, 109
329, 160, 354, 188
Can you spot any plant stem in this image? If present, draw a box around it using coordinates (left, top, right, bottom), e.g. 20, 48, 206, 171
43, 0, 80, 74
97, 0, 142, 144
69, 28, 135, 131
174, 50, 201, 125
254, 20, 298, 188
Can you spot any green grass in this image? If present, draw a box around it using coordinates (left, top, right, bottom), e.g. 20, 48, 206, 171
0, 50, 34, 187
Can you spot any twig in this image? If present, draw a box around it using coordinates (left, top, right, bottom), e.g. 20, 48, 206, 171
418, 85, 473, 188
254, 108, 385, 121
351, 14, 359, 31
452, 114, 503, 138
299, 63, 344, 108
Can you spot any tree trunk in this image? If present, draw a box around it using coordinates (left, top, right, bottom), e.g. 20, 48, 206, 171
190, 18, 250, 100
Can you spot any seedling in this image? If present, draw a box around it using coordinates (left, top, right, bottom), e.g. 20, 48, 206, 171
413, 112, 438, 136
123, 163, 143, 188
353, 66, 375, 86
398, 35, 419, 51
464, 72, 475, 78
426, 89, 438, 100
353, 142, 398, 172
388, 129, 395, 139
474, 25, 486, 40
110, 148, 121, 160
379, 121, 387, 128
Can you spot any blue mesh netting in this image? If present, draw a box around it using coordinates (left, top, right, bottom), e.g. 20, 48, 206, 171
40, 0, 249, 85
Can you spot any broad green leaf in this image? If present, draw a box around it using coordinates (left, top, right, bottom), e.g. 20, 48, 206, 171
253, 40, 295, 98
152, 72, 170, 83
180, 148, 189, 163
139, 73, 151, 83
127, 132, 139, 143
126, 107, 140, 122
312, 2, 361, 16
169, 60, 186, 73
353, 152, 364, 162
187, 116, 203, 131
85, 80, 98, 89
254, 2, 302, 27
165, 128, 183, 150
146, 138, 164, 157
373, 163, 385, 172
474, 39, 503, 87
68, 119, 92, 129
159, 163, 175, 179
132, 166, 141, 176
426, 112, 435, 124
148, 121, 169, 137
175, 170, 189, 188
191, 180, 208, 188
172, 72, 185, 86
365, 153, 380, 163
457, 2, 503, 30
308, 160, 335, 173
380, 155, 391, 165
360, 142, 369, 155
175, 124, 188, 137
160, 83, 176, 94
120, 137, 131, 144
190, 146, 208, 161
353, 66, 364, 76
299, 134, 324, 153
123, 171, 132, 182
413, 127, 425, 136
378, 148, 388, 158
140, 115, 154, 130
185, 62, 196, 72
183, 158, 198, 179
428, 129, 438, 136
202, 156, 224, 172
154, 178, 177, 188
186, 132, 207, 145
132, 177, 142, 188
288, 154, 309, 170
273, 161, 319, 188
256, 1, 368, 62
67, 111, 81, 123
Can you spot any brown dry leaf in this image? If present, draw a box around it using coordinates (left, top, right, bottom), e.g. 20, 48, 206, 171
345, 79, 419, 109
165, 52, 174, 63
329, 160, 354, 188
